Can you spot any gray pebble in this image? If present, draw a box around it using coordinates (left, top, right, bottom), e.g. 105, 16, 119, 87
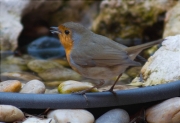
95, 109, 130, 123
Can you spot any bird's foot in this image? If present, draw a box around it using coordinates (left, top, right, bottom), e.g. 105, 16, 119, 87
107, 88, 117, 96
72, 80, 105, 106
105, 73, 122, 96
72, 91, 89, 106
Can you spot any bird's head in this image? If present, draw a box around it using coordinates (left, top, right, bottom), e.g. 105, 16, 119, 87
50, 22, 91, 50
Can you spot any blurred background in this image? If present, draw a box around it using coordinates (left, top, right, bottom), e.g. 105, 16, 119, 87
1, 0, 179, 55
0, 0, 180, 85
0, 1, 180, 122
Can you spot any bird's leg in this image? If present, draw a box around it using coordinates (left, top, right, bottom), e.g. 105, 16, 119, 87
72, 80, 105, 107
73, 80, 104, 95
109, 74, 122, 92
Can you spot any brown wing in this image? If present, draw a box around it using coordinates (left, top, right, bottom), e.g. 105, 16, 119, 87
70, 34, 141, 67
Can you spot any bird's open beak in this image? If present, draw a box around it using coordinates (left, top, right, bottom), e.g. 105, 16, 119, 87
50, 27, 61, 34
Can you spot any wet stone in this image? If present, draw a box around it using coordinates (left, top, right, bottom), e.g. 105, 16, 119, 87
27, 36, 65, 59
0, 80, 21, 92
0, 72, 42, 83
27, 59, 64, 73
27, 59, 81, 81
47, 109, 94, 123
58, 80, 98, 94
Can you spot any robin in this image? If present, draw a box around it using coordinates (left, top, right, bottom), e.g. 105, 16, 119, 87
50, 22, 164, 93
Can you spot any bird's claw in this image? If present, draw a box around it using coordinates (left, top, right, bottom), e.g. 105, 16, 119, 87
108, 89, 117, 96
72, 91, 89, 106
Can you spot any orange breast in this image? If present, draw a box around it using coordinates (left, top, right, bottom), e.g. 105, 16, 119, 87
65, 49, 81, 74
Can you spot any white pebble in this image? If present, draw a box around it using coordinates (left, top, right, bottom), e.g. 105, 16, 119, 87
22, 117, 55, 123
20, 79, 45, 94
47, 109, 94, 123
0, 105, 24, 122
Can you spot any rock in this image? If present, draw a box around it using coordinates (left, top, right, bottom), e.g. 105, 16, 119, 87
6, 55, 28, 65
38, 68, 81, 81
58, 80, 98, 94
92, 0, 175, 39
131, 35, 180, 86
28, 59, 81, 81
27, 60, 64, 73
0, 0, 61, 51
0, 80, 21, 92
44, 81, 64, 88
0, 72, 41, 83
52, 59, 70, 67
0, 105, 24, 122
20, 80, 45, 94
1, 56, 29, 73
50, 1, 98, 28
146, 97, 180, 123
0, 0, 30, 51
95, 108, 130, 123
0, 64, 25, 73
0, 55, 35, 73
98, 85, 138, 92
22, 117, 55, 123
45, 88, 58, 94
27, 36, 65, 59
47, 109, 94, 123
163, 1, 180, 37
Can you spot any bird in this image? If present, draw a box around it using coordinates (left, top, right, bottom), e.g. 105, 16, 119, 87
50, 22, 164, 93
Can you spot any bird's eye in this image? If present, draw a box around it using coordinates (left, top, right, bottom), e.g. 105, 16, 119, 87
65, 30, 70, 35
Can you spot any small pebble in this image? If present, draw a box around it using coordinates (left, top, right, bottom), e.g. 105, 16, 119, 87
146, 97, 180, 123
1, 64, 25, 73
45, 88, 58, 94
95, 109, 130, 123
28, 59, 81, 81
0, 105, 24, 122
47, 109, 94, 123
44, 81, 64, 88
20, 80, 45, 94
38, 68, 81, 81
52, 59, 70, 67
1, 72, 42, 83
0, 80, 21, 92
22, 117, 55, 123
27, 60, 64, 73
58, 80, 98, 94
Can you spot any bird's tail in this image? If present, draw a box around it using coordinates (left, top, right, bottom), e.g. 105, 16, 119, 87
126, 39, 164, 55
